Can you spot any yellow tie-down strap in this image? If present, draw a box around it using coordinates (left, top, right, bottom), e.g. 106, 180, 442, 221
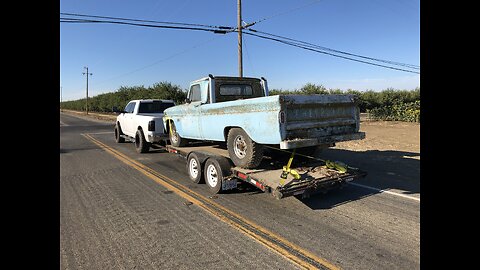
163, 117, 173, 136
280, 149, 301, 186
279, 148, 352, 186
325, 160, 348, 173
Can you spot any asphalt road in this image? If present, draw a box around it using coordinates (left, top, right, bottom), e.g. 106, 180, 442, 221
60, 112, 419, 270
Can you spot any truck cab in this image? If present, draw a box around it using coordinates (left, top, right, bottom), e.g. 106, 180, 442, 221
186, 74, 269, 104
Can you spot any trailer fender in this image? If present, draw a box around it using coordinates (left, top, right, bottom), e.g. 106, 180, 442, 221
186, 151, 219, 165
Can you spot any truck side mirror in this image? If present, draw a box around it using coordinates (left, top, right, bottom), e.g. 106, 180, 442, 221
112, 106, 124, 114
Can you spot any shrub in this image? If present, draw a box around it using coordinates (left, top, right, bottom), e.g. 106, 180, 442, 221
369, 100, 420, 122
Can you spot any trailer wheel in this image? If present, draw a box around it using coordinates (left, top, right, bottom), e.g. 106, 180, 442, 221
227, 128, 264, 169
204, 157, 231, 194
114, 123, 125, 143
169, 121, 188, 147
135, 129, 150, 153
187, 153, 204, 184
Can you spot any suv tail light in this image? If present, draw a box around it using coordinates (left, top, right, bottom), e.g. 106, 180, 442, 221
148, 120, 155, 131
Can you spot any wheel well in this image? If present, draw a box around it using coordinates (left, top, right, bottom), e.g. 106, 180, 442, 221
223, 126, 240, 141
187, 152, 205, 165
135, 126, 144, 139
224, 126, 257, 142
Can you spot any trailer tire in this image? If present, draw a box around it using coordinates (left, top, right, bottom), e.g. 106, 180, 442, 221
135, 129, 150, 153
187, 153, 204, 184
227, 128, 264, 169
169, 121, 188, 147
204, 157, 231, 194
114, 123, 125, 143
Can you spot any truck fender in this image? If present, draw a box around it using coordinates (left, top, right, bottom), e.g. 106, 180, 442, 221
223, 126, 255, 143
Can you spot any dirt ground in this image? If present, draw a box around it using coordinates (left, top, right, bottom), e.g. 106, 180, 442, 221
336, 120, 420, 156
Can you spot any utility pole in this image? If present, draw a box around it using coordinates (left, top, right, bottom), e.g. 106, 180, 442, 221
237, 0, 243, 77
82, 66, 92, 114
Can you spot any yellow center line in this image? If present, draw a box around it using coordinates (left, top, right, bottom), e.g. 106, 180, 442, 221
82, 133, 340, 270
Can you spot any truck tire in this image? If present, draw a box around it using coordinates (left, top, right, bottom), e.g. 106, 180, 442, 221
114, 123, 125, 143
227, 128, 264, 169
135, 129, 150, 153
169, 121, 188, 147
204, 157, 231, 194
187, 153, 204, 184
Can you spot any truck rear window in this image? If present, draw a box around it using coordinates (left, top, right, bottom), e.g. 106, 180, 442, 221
138, 101, 175, 113
219, 84, 253, 96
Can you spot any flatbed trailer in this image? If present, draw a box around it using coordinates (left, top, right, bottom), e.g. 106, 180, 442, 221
164, 142, 367, 199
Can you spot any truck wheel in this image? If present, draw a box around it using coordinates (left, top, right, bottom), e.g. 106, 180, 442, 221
135, 129, 150, 153
114, 123, 125, 143
204, 157, 231, 194
187, 153, 204, 184
227, 128, 264, 169
169, 121, 188, 147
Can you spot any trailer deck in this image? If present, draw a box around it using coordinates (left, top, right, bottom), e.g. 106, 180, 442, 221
165, 142, 367, 199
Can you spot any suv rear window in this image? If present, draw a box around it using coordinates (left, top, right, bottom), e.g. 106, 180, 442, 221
138, 101, 175, 113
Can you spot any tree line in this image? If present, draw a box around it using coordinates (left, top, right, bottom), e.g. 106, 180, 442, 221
61, 82, 187, 113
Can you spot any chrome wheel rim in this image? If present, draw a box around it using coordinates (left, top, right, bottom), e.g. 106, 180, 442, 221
189, 158, 198, 179
170, 125, 178, 143
233, 135, 247, 159
206, 164, 218, 187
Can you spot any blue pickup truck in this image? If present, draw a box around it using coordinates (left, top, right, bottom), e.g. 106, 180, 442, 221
163, 75, 365, 169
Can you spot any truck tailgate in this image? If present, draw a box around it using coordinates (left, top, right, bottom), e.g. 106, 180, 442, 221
280, 95, 365, 148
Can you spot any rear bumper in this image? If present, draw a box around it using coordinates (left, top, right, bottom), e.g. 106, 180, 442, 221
147, 131, 168, 143
279, 132, 366, 149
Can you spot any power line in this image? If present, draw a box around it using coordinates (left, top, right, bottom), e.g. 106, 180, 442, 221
94, 35, 224, 87
247, 28, 419, 70
60, 18, 230, 33
248, 0, 324, 26
60, 12, 233, 30
243, 34, 255, 75
61, 12, 419, 74
242, 30, 419, 74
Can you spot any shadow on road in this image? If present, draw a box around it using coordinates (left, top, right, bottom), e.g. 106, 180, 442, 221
60, 146, 101, 153
297, 185, 379, 209
293, 148, 420, 209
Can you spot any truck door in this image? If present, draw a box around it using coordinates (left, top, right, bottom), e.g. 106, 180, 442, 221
122, 101, 136, 136
182, 84, 203, 140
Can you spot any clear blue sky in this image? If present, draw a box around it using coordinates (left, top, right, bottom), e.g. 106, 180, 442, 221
60, 0, 420, 101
